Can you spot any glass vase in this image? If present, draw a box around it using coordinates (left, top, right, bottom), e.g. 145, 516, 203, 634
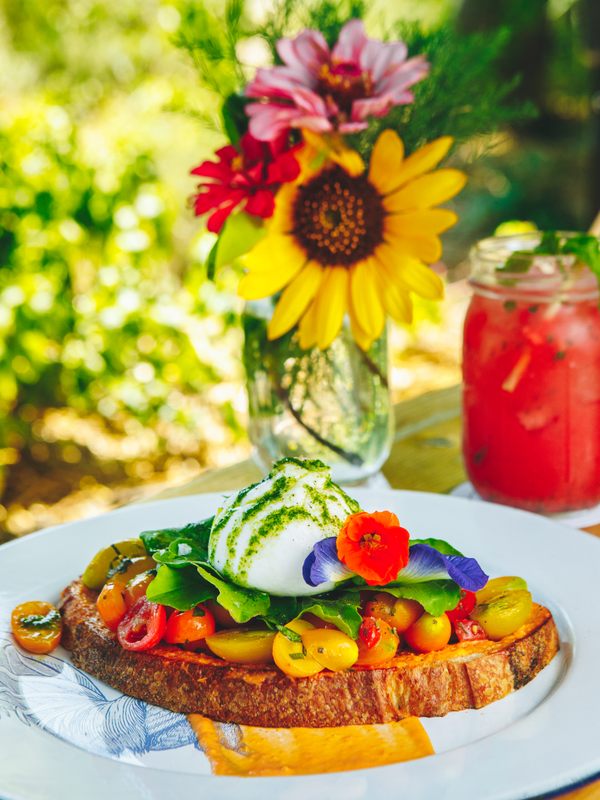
243, 300, 393, 484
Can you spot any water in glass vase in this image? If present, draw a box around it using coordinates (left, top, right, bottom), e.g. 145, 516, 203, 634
243, 302, 393, 484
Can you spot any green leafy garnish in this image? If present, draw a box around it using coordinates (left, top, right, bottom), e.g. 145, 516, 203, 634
276, 625, 303, 643
146, 565, 216, 610
140, 518, 213, 558
19, 610, 61, 630
345, 579, 461, 617
498, 232, 600, 284
196, 565, 271, 623
299, 595, 363, 639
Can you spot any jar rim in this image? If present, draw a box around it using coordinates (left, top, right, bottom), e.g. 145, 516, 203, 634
469, 231, 600, 301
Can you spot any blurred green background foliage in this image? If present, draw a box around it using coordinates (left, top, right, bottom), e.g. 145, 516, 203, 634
0, 0, 598, 539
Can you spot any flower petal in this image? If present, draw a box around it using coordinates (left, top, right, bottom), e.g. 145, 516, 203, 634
277, 29, 330, 84
376, 245, 444, 301
311, 266, 348, 349
360, 39, 408, 82
268, 184, 296, 234
372, 265, 413, 324
267, 262, 322, 340
244, 189, 275, 219
383, 231, 442, 264
385, 137, 454, 193
332, 19, 368, 63
302, 537, 354, 588
384, 169, 467, 212
350, 258, 385, 339
348, 289, 376, 350
239, 236, 305, 299
385, 208, 458, 236
397, 544, 488, 591
368, 130, 404, 195
298, 296, 320, 349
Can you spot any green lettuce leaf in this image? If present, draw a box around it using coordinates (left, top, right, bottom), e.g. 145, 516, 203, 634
196, 565, 271, 624
299, 594, 362, 638
140, 518, 213, 557
367, 580, 461, 616
153, 538, 208, 567
146, 565, 216, 610
409, 537, 464, 557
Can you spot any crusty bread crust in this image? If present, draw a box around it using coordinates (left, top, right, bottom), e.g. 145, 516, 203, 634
60, 579, 559, 727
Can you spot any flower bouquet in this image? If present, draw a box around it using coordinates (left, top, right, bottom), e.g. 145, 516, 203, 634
183, 2, 528, 481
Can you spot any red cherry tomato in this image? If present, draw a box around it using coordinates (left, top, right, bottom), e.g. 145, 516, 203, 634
164, 605, 216, 648
446, 590, 476, 624
454, 618, 487, 642
358, 616, 382, 649
117, 597, 167, 651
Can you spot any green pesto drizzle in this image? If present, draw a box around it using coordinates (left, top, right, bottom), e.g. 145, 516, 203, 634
234, 506, 314, 582
222, 475, 292, 572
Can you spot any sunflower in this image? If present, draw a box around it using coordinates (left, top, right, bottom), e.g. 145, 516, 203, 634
238, 129, 466, 350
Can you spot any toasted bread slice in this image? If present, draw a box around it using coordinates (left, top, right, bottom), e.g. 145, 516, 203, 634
60, 580, 559, 727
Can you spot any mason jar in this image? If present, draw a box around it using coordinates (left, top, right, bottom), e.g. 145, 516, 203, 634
463, 232, 600, 513
243, 300, 393, 484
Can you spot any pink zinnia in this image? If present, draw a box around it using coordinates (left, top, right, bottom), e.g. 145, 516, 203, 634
245, 19, 429, 142
191, 133, 300, 233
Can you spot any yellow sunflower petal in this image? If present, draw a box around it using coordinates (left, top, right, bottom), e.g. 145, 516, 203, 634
383, 169, 466, 212
348, 298, 375, 351
268, 184, 297, 233
383, 231, 442, 264
368, 130, 404, 195
350, 258, 385, 339
300, 129, 364, 177
310, 266, 349, 349
373, 267, 413, 324
239, 237, 305, 299
385, 209, 458, 236
377, 245, 444, 301
386, 136, 454, 193
242, 233, 305, 274
267, 262, 323, 340
298, 296, 320, 349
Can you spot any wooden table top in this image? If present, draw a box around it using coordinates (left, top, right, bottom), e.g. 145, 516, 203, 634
151, 384, 600, 799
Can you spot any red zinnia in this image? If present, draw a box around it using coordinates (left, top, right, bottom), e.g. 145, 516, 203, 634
337, 511, 409, 586
191, 132, 300, 233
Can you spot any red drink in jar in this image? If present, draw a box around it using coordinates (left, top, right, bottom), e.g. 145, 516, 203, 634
463, 233, 600, 512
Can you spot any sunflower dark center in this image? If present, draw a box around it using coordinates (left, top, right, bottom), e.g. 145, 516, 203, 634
292, 166, 385, 267
318, 63, 373, 116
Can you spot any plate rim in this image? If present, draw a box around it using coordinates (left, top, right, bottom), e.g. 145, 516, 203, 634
1, 488, 600, 800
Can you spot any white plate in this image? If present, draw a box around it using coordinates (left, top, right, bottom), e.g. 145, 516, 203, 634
1, 489, 599, 800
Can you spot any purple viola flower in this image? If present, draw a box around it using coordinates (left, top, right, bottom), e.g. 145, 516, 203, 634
397, 544, 488, 592
302, 537, 354, 588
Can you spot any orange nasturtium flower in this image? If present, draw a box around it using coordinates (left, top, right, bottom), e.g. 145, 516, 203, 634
337, 511, 410, 586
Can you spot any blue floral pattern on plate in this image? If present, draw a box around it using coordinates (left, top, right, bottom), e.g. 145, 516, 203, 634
0, 626, 200, 760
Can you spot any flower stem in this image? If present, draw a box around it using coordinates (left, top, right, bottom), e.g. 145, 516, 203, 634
274, 385, 364, 467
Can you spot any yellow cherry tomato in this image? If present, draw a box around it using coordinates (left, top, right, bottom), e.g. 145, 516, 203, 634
404, 612, 452, 653
355, 617, 400, 666
124, 571, 155, 608
363, 592, 423, 633
471, 589, 533, 641
81, 539, 147, 589
476, 576, 528, 605
272, 619, 324, 678
96, 580, 128, 631
301, 628, 359, 672
205, 629, 276, 664
11, 601, 62, 654
110, 556, 156, 586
